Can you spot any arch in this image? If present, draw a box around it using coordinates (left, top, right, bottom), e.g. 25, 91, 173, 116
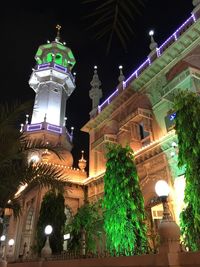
55, 53, 63, 65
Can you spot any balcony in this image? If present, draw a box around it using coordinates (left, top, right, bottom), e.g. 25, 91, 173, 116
91, 134, 117, 151
119, 108, 152, 132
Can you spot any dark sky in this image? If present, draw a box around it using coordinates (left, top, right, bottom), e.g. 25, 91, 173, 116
1, 0, 193, 168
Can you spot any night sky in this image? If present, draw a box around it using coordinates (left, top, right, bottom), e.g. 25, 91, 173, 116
1, 0, 193, 169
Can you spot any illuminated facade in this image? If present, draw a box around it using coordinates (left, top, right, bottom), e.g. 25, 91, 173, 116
5, 2, 200, 260
82, 3, 200, 232
7, 26, 87, 259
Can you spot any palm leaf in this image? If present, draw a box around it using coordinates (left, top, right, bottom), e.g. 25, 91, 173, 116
82, 0, 146, 53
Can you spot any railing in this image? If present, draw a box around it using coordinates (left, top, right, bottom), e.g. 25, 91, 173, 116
16, 249, 156, 263
22, 121, 72, 141
35, 62, 75, 83
98, 12, 198, 114
91, 134, 117, 150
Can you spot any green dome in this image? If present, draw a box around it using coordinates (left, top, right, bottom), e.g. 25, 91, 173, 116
35, 41, 76, 70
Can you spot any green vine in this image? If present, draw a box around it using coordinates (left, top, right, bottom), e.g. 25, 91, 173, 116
103, 144, 148, 255
174, 90, 200, 250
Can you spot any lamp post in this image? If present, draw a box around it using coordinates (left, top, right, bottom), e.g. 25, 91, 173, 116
0, 235, 6, 267
0, 235, 6, 259
41, 225, 53, 258
155, 180, 181, 254
7, 239, 15, 263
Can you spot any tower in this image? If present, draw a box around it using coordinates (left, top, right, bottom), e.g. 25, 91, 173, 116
24, 25, 76, 165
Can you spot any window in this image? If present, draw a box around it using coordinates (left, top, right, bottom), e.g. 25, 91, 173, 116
139, 122, 150, 140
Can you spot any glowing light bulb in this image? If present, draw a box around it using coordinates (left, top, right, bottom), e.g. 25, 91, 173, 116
149, 30, 154, 36
44, 225, 53, 235
155, 180, 170, 197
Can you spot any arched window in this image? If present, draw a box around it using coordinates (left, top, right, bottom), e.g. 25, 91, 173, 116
25, 207, 34, 232
46, 53, 53, 63
55, 53, 63, 65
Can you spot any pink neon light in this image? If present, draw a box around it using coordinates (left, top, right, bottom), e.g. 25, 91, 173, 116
98, 13, 197, 114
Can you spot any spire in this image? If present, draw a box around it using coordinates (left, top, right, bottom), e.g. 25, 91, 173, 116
55, 24, 61, 42
149, 30, 157, 51
118, 65, 125, 84
89, 66, 102, 111
78, 150, 87, 172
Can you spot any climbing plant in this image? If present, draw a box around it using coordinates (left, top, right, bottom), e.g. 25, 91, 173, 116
36, 191, 66, 254
174, 90, 200, 251
67, 200, 103, 253
103, 143, 148, 255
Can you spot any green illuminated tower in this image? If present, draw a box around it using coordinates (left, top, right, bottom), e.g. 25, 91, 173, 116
24, 25, 76, 163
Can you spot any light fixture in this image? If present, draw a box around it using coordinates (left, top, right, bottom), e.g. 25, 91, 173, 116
170, 151, 176, 157
44, 225, 53, 235
8, 239, 14, 246
149, 30, 154, 36
171, 141, 177, 148
63, 233, 70, 240
119, 65, 123, 69
29, 154, 40, 164
41, 225, 53, 257
155, 180, 181, 254
0, 235, 6, 242
155, 180, 170, 198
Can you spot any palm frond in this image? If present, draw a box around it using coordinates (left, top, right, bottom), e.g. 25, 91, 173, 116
82, 0, 146, 53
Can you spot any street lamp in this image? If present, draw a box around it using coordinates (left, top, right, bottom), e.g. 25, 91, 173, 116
155, 180, 181, 253
7, 239, 15, 262
155, 180, 170, 219
0, 235, 6, 260
41, 225, 53, 258
63, 233, 70, 251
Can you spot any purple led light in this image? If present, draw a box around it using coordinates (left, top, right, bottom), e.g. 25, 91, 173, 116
99, 88, 118, 110
38, 63, 51, 70
54, 63, 67, 73
125, 58, 150, 84
98, 13, 197, 114
27, 123, 42, 131
47, 124, 62, 134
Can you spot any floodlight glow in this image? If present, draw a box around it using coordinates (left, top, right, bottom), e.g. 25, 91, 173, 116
172, 141, 177, 147
149, 30, 154, 36
64, 233, 70, 240
0, 235, 6, 241
94, 66, 97, 69
44, 225, 53, 235
155, 180, 170, 197
8, 239, 14, 246
170, 151, 176, 157
119, 65, 123, 69
30, 154, 40, 163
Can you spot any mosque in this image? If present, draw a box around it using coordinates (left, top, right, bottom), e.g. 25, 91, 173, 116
5, 1, 200, 260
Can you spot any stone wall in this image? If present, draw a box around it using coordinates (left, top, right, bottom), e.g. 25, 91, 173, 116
6, 251, 200, 267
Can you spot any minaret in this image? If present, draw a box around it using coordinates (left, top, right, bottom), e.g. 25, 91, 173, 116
78, 150, 87, 172
29, 25, 76, 127
118, 65, 125, 86
89, 66, 102, 118
24, 25, 76, 164
149, 30, 158, 56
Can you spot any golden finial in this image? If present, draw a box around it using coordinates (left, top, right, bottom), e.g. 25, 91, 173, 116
56, 24, 61, 41
78, 150, 86, 171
